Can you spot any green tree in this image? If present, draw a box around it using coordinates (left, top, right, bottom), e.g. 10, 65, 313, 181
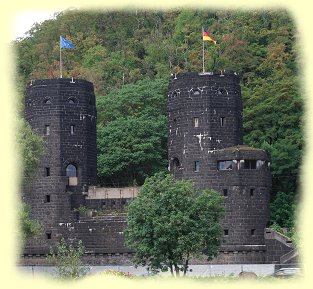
97, 78, 168, 186
125, 173, 224, 276
48, 238, 89, 279
270, 191, 296, 229
17, 119, 45, 242
16, 118, 45, 181
19, 203, 41, 241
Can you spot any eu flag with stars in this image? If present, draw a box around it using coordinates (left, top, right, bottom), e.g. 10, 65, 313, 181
60, 36, 74, 49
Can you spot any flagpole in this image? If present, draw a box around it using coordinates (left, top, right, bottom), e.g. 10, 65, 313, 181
202, 27, 205, 73
60, 36, 62, 78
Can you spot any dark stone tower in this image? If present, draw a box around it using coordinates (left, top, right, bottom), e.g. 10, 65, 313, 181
23, 78, 97, 253
168, 72, 271, 262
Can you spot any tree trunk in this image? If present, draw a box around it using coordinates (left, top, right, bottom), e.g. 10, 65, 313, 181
174, 264, 180, 277
183, 257, 189, 276
170, 264, 174, 276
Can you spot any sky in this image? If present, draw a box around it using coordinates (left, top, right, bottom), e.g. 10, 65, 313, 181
13, 11, 58, 40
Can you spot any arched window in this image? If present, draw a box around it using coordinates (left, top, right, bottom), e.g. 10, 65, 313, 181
66, 164, 77, 177
68, 97, 76, 104
217, 88, 228, 95
44, 98, 51, 104
66, 164, 78, 186
171, 157, 180, 169
193, 89, 200, 96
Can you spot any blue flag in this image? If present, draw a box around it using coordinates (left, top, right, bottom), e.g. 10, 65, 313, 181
60, 36, 74, 49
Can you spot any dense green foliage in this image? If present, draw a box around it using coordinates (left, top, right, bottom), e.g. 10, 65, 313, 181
16, 118, 45, 181
48, 238, 90, 279
19, 203, 41, 241
17, 118, 45, 241
14, 9, 302, 228
97, 78, 168, 186
125, 173, 224, 276
270, 191, 297, 228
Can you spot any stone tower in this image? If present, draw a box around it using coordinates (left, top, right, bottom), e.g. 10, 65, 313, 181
168, 72, 271, 261
23, 78, 97, 253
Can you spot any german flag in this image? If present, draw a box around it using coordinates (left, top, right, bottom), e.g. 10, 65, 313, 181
202, 29, 217, 44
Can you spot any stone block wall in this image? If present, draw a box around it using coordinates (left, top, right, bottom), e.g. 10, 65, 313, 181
23, 78, 97, 252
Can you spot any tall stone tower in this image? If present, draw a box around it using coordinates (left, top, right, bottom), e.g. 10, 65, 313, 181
23, 78, 97, 253
168, 72, 271, 262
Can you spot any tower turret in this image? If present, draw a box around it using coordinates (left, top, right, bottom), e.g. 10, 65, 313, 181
23, 78, 97, 253
168, 72, 271, 257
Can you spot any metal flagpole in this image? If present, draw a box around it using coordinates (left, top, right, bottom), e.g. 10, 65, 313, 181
60, 36, 62, 78
202, 27, 205, 73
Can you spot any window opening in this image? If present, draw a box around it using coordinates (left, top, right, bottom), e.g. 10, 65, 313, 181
66, 164, 77, 177
45, 125, 50, 135
44, 98, 51, 104
244, 160, 257, 169
194, 117, 199, 127
223, 189, 228, 197
224, 229, 229, 236
68, 97, 76, 104
220, 117, 225, 127
193, 89, 200, 96
217, 160, 233, 170
45, 167, 50, 177
256, 160, 264, 169
194, 161, 200, 172
251, 229, 256, 236
217, 88, 227, 95
45, 195, 51, 203
250, 189, 254, 196
46, 232, 52, 239
171, 158, 180, 170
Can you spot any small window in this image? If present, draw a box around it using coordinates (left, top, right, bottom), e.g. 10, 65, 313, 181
224, 229, 229, 236
217, 160, 233, 170
46, 232, 52, 239
45, 125, 50, 135
45, 167, 50, 177
251, 229, 256, 236
194, 161, 200, 172
45, 195, 51, 203
244, 160, 257, 170
66, 164, 77, 177
217, 88, 227, 95
194, 117, 199, 128
256, 160, 264, 169
70, 125, 75, 135
44, 98, 51, 104
223, 189, 228, 197
171, 158, 180, 170
68, 97, 76, 104
250, 189, 254, 196
193, 89, 200, 96
220, 117, 225, 127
